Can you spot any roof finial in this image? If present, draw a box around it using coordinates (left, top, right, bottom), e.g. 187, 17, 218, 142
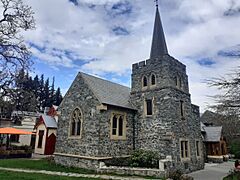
155, 0, 158, 8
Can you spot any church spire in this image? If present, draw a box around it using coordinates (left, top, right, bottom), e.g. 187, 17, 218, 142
150, 1, 168, 59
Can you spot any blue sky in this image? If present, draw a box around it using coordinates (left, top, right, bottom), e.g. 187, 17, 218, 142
23, 0, 240, 112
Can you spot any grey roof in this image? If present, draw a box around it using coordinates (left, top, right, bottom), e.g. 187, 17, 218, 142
80, 72, 135, 110
41, 115, 57, 128
11, 111, 39, 117
200, 122, 206, 132
203, 126, 222, 142
150, 6, 168, 59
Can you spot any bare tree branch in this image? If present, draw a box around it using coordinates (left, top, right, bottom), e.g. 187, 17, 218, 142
0, 0, 35, 98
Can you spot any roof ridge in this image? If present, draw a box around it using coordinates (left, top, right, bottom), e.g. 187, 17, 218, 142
80, 72, 130, 90
79, 72, 103, 104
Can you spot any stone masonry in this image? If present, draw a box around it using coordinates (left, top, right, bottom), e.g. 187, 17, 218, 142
54, 4, 205, 175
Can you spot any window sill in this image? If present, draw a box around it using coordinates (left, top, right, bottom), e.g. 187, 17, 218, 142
110, 136, 127, 141
68, 136, 82, 139
150, 85, 156, 89
180, 157, 191, 162
145, 115, 153, 117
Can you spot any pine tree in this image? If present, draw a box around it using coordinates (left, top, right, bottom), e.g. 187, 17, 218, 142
54, 87, 63, 106
43, 78, 51, 108
39, 74, 45, 110
14, 70, 37, 111
10, 71, 62, 112
50, 77, 55, 105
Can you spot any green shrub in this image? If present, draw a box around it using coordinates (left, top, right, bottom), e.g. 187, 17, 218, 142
230, 141, 240, 159
168, 170, 183, 180
0, 150, 10, 155
129, 149, 159, 168
224, 169, 240, 180
104, 157, 130, 167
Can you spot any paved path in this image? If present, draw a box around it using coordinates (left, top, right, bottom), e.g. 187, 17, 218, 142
189, 162, 234, 180
0, 167, 149, 180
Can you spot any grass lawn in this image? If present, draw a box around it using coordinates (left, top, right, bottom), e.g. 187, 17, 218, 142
0, 170, 100, 180
0, 158, 95, 174
0, 158, 163, 179
223, 170, 240, 180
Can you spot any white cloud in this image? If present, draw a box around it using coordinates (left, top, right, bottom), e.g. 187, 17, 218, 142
22, 0, 240, 112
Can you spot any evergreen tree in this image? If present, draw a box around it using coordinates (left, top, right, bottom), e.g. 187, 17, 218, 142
54, 87, 63, 106
14, 70, 37, 111
39, 74, 45, 110
43, 78, 51, 108
7, 70, 63, 113
50, 77, 55, 105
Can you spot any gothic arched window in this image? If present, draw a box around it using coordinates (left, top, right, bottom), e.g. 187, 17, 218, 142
151, 74, 156, 85
143, 76, 148, 87
175, 76, 183, 89
111, 113, 126, 140
70, 108, 83, 137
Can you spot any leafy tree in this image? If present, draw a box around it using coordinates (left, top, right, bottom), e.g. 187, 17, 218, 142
0, 0, 35, 97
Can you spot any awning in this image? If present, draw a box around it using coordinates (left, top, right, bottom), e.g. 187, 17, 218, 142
0, 127, 34, 135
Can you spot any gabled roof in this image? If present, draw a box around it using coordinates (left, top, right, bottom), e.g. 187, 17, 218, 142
200, 122, 205, 132
150, 6, 168, 59
203, 126, 222, 142
41, 115, 57, 128
11, 111, 39, 117
80, 72, 135, 110
200, 110, 222, 124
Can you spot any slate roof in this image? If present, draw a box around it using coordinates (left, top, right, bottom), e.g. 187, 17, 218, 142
80, 72, 135, 110
200, 122, 205, 132
41, 115, 57, 128
11, 111, 40, 117
200, 110, 222, 125
150, 6, 168, 59
203, 126, 222, 142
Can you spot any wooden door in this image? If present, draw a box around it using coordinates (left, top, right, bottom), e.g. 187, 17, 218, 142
44, 133, 56, 155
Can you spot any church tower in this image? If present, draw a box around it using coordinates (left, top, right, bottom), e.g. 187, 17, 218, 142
130, 2, 204, 172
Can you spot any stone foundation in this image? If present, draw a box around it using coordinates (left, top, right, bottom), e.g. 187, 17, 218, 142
54, 153, 168, 178
207, 155, 224, 163
54, 153, 103, 170
98, 166, 166, 178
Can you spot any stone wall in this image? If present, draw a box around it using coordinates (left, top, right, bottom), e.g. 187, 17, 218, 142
131, 55, 204, 173
55, 73, 101, 157
131, 55, 189, 94
98, 105, 135, 157
54, 154, 101, 169
98, 166, 166, 178
55, 73, 136, 160
55, 154, 167, 178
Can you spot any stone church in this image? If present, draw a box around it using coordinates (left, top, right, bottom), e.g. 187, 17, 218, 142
55, 4, 204, 173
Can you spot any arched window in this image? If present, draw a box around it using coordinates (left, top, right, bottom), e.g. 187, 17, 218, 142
151, 74, 156, 85
111, 113, 126, 140
175, 76, 178, 87
175, 76, 183, 89
143, 76, 148, 87
179, 78, 182, 89
70, 108, 83, 137
112, 115, 118, 136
